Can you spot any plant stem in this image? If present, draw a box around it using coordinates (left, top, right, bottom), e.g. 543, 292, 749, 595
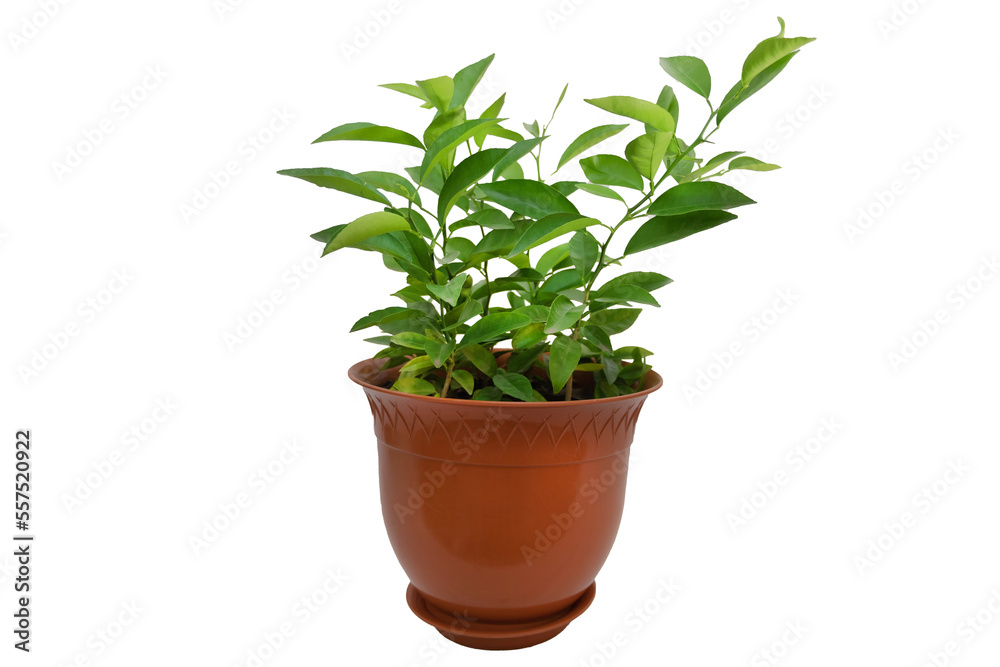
441, 357, 455, 398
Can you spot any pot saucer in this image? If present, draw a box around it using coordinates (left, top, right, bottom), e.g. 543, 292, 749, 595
405, 582, 597, 651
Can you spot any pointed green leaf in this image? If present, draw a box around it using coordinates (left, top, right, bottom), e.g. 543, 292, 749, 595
491, 137, 545, 180
472, 386, 503, 400
580, 154, 644, 190
451, 54, 495, 109
312, 122, 424, 149
416, 76, 455, 112
426, 274, 468, 307
625, 132, 673, 182
649, 182, 755, 216
598, 271, 674, 294
390, 332, 432, 351
425, 339, 456, 368
323, 212, 411, 254
392, 377, 437, 396
678, 151, 744, 182
512, 322, 547, 349
585, 96, 675, 133
451, 369, 475, 394
460, 312, 532, 348
549, 336, 582, 394
623, 210, 738, 256
476, 180, 579, 220
717, 53, 796, 125
460, 343, 498, 376
552, 181, 627, 204
659, 56, 712, 98
277, 168, 390, 205
556, 124, 628, 171
741, 19, 815, 88
419, 118, 504, 182
355, 171, 421, 206
438, 148, 509, 221
729, 157, 781, 172
588, 308, 641, 334
593, 285, 659, 307
545, 294, 586, 334
493, 369, 536, 402
568, 229, 600, 280
507, 213, 599, 257
350, 306, 407, 332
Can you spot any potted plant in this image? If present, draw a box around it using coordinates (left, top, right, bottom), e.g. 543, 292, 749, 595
279, 18, 814, 650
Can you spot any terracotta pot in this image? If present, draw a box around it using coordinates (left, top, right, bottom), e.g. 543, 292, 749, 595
348, 358, 663, 650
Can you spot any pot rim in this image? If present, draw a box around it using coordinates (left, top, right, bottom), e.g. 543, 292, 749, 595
348, 357, 663, 408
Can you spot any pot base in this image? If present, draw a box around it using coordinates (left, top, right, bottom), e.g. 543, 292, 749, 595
405, 582, 597, 651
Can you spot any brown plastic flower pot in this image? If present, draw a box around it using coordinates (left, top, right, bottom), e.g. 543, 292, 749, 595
348, 358, 663, 650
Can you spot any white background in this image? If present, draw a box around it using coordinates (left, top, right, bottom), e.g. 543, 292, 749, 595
3, 0, 1000, 665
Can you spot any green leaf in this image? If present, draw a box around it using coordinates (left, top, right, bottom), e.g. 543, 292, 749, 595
581, 324, 613, 352
390, 332, 431, 351
679, 151, 744, 182
568, 230, 600, 281
602, 356, 621, 384
426, 273, 467, 307
277, 168, 390, 205
512, 305, 550, 323
451, 54, 495, 109
507, 213, 599, 257
323, 212, 412, 255
653, 85, 680, 128
549, 336, 582, 394
580, 155, 644, 190
472, 386, 503, 401
585, 95, 675, 133
460, 344, 498, 376
443, 298, 483, 331
536, 244, 570, 275
588, 308, 641, 335
425, 339, 456, 368
741, 18, 815, 88
423, 107, 466, 148
649, 182, 755, 216
393, 377, 437, 396
493, 370, 536, 402
350, 306, 407, 332
491, 137, 545, 180
451, 369, 475, 394
553, 181, 627, 204
539, 268, 584, 295
416, 76, 454, 112
717, 52, 796, 125
623, 210, 738, 256
593, 285, 659, 307
729, 156, 781, 172
438, 148, 509, 221
475, 93, 506, 147
512, 322, 547, 349
357, 171, 421, 204
598, 271, 674, 293
523, 120, 540, 137
545, 294, 586, 334
476, 180, 579, 220
379, 83, 429, 103
659, 56, 712, 98
449, 209, 514, 232
625, 132, 673, 182
312, 122, 424, 149
460, 312, 532, 348
420, 118, 504, 182
556, 124, 629, 171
